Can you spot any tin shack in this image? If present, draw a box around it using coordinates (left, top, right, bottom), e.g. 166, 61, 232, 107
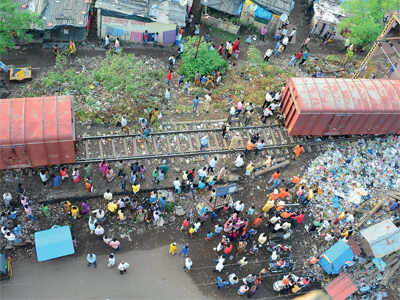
0, 96, 76, 169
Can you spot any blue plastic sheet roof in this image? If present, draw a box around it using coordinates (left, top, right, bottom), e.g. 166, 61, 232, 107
34, 226, 75, 262
319, 240, 354, 274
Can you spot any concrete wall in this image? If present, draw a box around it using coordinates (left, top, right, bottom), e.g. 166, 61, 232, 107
98, 14, 177, 44
201, 15, 240, 35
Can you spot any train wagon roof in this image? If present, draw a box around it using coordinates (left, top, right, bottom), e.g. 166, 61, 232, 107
0, 96, 74, 146
288, 78, 400, 113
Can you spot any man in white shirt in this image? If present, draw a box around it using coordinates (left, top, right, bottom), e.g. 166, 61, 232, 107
234, 200, 245, 213
282, 222, 291, 231
118, 261, 130, 274
3, 192, 12, 208
104, 189, 113, 201
269, 102, 280, 111
208, 157, 218, 173
198, 167, 207, 181
184, 257, 193, 271
173, 178, 181, 193
270, 215, 281, 224
94, 224, 105, 236
235, 154, 244, 168
121, 116, 129, 134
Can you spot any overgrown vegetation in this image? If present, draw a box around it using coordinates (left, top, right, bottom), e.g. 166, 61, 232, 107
16, 52, 165, 123
179, 36, 227, 80
0, 0, 43, 53
209, 26, 237, 42
339, 0, 397, 49
212, 47, 288, 106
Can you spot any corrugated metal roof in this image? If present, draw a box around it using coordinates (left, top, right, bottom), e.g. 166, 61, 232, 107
96, 0, 186, 25
201, 0, 244, 16
16, 0, 92, 29
289, 78, 400, 114
0, 96, 74, 146
324, 273, 358, 300
96, 0, 149, 17
360, 219, 400, 258
252, 0, 293, 16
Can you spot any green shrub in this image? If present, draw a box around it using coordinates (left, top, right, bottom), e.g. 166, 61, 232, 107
179, 36, 227, 80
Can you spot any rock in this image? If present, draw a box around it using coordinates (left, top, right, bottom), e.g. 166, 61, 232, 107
175, 205, 185, 216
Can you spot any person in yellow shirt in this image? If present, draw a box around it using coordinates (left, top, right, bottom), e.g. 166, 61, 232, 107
117, 209, 125, 221
132, 183, 140, 194
307, 188, 314, 201
245, 162, 254, 176
169, 242, 177, 255
69, 40, 76, 55
108, 200, 118, 213
188, 226, 195, 238
71, 205, 79, 219
262, 199, 274, 214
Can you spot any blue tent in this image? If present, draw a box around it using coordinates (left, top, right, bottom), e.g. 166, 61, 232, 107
319, 240, 354, 274
34, 226, 75, 262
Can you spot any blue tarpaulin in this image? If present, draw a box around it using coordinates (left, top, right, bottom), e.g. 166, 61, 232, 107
319, 240, 354, 274
216, 184, 237, 197
254, 6, 272, 23
34, 226, 75, 262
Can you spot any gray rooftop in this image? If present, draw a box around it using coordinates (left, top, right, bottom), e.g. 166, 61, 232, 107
95, 0, 186, 26
15, 0, 92, 29
252, 0, 293, 16
201, 0, 244, 16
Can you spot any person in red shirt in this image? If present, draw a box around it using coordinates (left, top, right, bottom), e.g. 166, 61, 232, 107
232, 37, 240, 51
268, 170, 280, 184
224, 243, 233, 257
167, 70, 172, 86
181, 218, 190, 231
292, 212, 305, 228
295, 50, 303, 62
252, 215, 262, 228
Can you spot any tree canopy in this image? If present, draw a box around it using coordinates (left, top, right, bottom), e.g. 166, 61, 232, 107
0, 0, 42, 53
178, 36, 227, 80
339, 0, 398, 49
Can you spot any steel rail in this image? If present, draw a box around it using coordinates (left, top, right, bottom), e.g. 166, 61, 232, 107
78, 124, 281, 141
75, 135, 360, 164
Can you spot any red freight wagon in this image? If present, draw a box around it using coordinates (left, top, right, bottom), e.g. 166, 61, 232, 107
281, 78, 400, 136
0, 96, 76, 169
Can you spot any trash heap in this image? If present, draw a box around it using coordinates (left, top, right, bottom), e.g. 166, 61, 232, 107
303, 136, 400, 220
300, 136, 400, 298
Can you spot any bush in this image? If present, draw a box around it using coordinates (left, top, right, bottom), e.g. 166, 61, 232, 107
179, 36, 227, 80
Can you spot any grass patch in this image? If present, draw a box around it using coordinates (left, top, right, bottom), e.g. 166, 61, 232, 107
209, 26, 237, 42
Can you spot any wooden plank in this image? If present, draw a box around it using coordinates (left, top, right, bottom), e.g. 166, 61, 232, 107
211, 132, 219, 149
187, 135, 194, 151
152, 137, 158, 154
85, 140, 89, 159
277, 127, 288, 144
98, 139, 104, 158
123, 138, 128, 156
270, 128, 278, 145
132, 137, 138, 154
111, 139, 117, 158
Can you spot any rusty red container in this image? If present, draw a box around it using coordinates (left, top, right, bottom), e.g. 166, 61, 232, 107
0, 96, 76, 169
281, 78, 400, 136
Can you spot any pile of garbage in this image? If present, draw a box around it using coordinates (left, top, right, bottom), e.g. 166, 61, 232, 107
302, 136, 400, 219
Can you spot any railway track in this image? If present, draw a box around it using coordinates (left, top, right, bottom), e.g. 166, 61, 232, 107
75, 119, 353, 164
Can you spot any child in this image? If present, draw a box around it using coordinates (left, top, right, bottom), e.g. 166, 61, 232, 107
205, 231, 214, 240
